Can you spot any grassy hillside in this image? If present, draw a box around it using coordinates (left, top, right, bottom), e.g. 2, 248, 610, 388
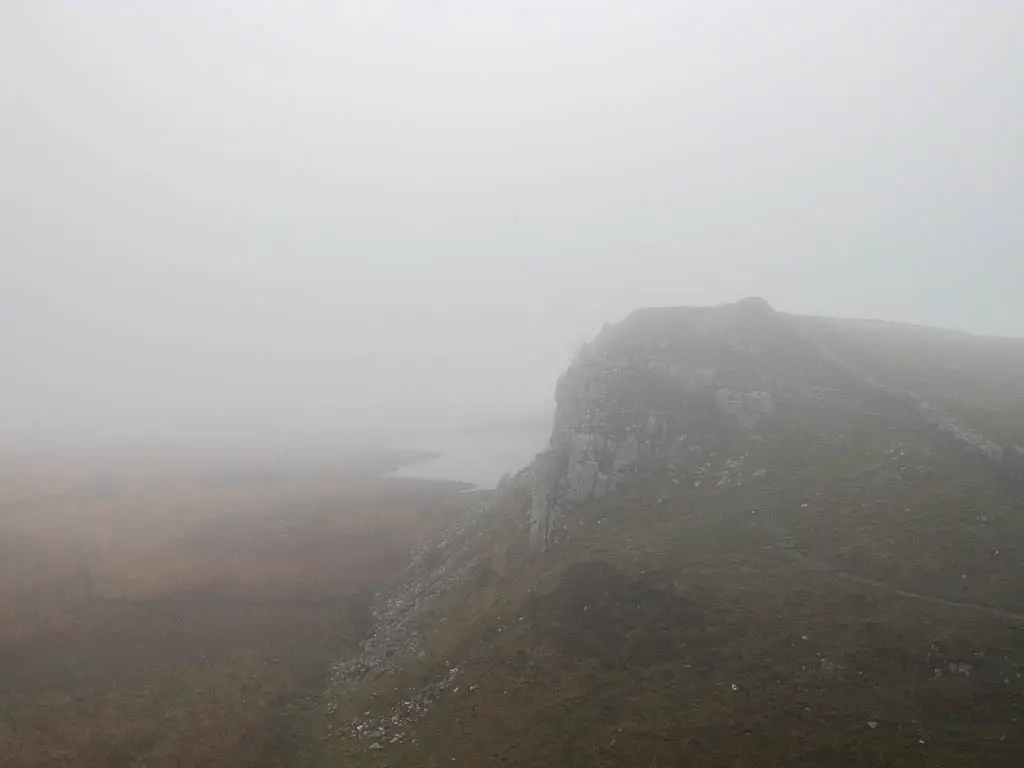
320, 308, 1024, 767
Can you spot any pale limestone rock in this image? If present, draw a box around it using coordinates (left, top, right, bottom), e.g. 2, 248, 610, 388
614, 434, 640, 470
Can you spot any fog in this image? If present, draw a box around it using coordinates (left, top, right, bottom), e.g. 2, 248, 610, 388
3, 1, 1022, 451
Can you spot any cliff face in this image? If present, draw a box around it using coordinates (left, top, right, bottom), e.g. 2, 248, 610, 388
528, 298, 1024, 551
326, 299, 1024, 766
530, 298, 787, 551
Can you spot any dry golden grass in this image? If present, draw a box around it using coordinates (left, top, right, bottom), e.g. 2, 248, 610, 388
0, 448, 467, 767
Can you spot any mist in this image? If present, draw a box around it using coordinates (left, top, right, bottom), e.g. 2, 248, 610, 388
3, 0, 1022, 451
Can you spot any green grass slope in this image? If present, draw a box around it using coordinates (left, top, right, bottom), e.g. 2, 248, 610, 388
320, 307, 1024, 767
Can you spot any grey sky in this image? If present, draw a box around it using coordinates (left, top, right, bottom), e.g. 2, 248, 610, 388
3, 1, 1022, 448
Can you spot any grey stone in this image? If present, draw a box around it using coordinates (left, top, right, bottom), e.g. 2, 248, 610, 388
716, 387, 773, 428
566, 460, 600, 503
614, 434, 640, 469
669, 364, 717, 389
528, 451, 561, 553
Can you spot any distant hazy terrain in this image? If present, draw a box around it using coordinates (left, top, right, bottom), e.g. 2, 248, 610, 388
0, 448, 475, 766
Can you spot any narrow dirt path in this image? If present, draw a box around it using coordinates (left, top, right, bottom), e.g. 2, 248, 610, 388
781, 547, 1024, 623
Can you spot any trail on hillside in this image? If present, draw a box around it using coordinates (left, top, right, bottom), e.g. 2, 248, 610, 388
781, 546, 1024, 623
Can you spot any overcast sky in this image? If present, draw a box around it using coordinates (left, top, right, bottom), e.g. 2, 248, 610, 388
3, 0, 1022, 449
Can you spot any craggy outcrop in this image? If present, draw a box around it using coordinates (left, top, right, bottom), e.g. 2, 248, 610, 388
528, 298, 793, 551
527, 298, 1024, 551
325, 297, 1024, 758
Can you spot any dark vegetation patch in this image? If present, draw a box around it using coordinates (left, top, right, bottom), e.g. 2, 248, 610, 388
525, 561, 699, 668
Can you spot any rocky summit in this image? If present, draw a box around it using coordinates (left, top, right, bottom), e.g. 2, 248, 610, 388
322, 300, 1024, 767
528, 298, 1023, 553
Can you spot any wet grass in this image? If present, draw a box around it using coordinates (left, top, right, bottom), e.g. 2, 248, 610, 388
0, 451, 466, 767
323, 425, 1024, 767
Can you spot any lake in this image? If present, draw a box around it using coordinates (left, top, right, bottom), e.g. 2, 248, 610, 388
387, 428, 550, 488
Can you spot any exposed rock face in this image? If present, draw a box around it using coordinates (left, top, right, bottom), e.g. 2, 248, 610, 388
326, 297, 1024, 763
714, 387, 774, 429
528, 298, 799, 552
527, 298, 1024, 552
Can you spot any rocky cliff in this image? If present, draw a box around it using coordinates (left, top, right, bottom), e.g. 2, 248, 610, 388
527, 298, 1024, 552
325, 298, 1024, 766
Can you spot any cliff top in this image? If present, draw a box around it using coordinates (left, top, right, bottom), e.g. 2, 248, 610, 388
324, 301, 1024, 767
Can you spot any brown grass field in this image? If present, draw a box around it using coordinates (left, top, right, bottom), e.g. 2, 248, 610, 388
0, 447, 469, 766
